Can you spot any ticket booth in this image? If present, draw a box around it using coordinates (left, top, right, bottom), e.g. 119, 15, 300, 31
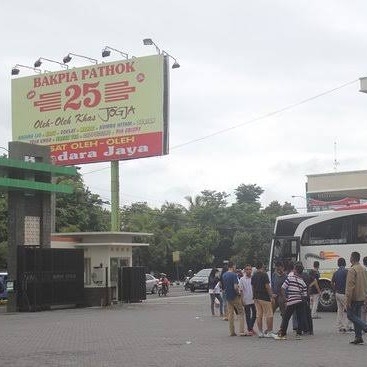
51, 232, 151, 306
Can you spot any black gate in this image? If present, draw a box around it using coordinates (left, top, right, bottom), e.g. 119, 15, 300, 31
118, 266, 146, 303
17, 246, 84, 311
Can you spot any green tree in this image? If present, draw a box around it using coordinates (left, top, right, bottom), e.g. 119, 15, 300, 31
172, 226, 219, 271
227, 202, 273, 267
185, 191, 231, 266
185, 190, 229, 229
262, 200, 297, 216
0, 194, 7, 243
55, 172, 110, 232
235, 184, 264, 204
0, 178, 295, 276
0, 242, 7, 270
122, 202, 174, 273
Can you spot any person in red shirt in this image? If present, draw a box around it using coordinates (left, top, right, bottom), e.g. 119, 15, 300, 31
160, 273, 169, 294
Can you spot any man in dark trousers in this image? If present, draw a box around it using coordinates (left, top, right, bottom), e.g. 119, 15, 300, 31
345, 251, 367, 344
271, 261, 287, 317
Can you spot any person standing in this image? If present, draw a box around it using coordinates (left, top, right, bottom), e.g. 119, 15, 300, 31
331, 257, 353, 332
271, 261, 287, 317
251, 262, 275, 338
309, 261, 321, 319
208, 267, 223, 317
220, 264, 229, 321
274, 262, 308, 340
239, 264, 257, 336
298, 267, 313, 335
222, 261, 245, 336
361, 256, 367, 323
345, 251, 367, 344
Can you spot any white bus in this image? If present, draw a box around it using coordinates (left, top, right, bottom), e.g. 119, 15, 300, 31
269, 206, 367, 311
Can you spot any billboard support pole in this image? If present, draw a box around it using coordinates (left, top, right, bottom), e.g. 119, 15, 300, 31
111, 161, 120, 231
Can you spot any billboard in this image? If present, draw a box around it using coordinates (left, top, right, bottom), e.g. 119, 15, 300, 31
12, 55, 169, 166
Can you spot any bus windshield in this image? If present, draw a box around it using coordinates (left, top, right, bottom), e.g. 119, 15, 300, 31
271, 213, 318, 270
275, 215, 317, 236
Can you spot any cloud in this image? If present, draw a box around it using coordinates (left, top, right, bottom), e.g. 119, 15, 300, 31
3, 0, 367, 212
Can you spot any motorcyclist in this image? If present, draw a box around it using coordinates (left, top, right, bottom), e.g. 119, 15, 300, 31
160, 273, 169, 294
184, 270, 193, 290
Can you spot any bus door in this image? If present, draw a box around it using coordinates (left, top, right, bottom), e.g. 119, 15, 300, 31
270, 236, 300, 273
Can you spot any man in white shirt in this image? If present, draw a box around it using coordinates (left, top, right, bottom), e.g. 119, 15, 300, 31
239, 264, 257, 336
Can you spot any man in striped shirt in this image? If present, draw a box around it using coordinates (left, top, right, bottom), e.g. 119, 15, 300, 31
274, 262, 308, 340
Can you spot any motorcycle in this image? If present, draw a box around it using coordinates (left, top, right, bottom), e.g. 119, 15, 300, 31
184, 276, 191, 291
184, 270, 195, 291
158, 281, 169, 296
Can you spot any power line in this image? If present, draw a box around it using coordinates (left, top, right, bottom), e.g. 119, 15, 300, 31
83, 78, 358, 177
171, 78, 359, 149
82, 75, 359, 208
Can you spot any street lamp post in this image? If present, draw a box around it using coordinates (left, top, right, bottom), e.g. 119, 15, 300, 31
11, 64, 42, 75
62, 53, 98, 65
34, 57, 68, 70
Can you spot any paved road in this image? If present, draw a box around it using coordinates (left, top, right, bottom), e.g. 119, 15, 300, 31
147, 283, 199, 298
1, 292, 366, 367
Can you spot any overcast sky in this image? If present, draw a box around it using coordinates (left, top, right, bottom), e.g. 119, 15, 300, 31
2, 0, 367, 210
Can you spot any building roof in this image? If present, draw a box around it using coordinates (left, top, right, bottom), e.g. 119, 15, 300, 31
71, 242, 149, 247
306, 170, 367, 200
51, 231, 153, 246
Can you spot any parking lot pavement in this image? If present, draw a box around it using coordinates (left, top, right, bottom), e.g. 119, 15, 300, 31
1, 294, 366, 367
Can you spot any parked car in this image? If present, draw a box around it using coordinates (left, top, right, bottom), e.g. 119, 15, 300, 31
188, 268, 222, 292
145, 274, 159, 294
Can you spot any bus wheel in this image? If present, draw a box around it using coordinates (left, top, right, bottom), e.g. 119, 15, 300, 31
318, 280, 336, 312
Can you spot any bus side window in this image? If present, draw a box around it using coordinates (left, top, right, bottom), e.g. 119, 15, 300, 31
305, 217, 348, 245
356, 223, 367, 243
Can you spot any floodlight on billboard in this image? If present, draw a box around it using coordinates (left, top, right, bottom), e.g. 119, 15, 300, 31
11, 55, 169, 166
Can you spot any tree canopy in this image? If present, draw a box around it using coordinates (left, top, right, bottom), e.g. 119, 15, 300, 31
0, 181, 297, 279
125, 184, 297, 278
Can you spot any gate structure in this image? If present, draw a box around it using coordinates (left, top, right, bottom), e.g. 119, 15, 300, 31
118, 266, 146, 303
17, 247, 84, 311
0, 141, 78, 312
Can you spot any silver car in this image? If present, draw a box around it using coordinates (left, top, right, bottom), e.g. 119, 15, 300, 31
145, 274, 159, 294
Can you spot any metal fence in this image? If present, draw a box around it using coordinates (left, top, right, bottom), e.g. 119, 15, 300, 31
118, 266, 146, 303
17, 246, 84, 311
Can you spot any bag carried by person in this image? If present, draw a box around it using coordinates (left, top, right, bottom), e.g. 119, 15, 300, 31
214, 281, 221, 294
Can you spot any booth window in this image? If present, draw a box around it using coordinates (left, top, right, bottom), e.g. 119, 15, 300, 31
84, 258, 91, 285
